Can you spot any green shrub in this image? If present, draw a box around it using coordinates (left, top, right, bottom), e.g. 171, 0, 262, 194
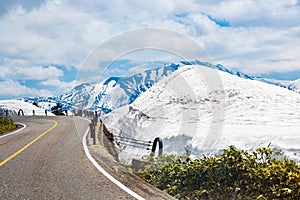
0, 117, 17, 135
138, 146, 300, 199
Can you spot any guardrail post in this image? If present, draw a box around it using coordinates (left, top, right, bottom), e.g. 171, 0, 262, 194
18, 109, 24, 116
150, 137, 163, 157
92, 129, 96, 145
89, 123, 94, 138
89, 122, 96, 145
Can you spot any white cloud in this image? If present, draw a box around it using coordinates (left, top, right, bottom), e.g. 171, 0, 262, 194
0, 62, 64, 80
0, 1, 99, 68
200, 0, 300, 27
39, 78, 82, 91
126, 64, 157, 76
198, 25, 300, 74
0, 0, 300, 88
0, 80, 52, 97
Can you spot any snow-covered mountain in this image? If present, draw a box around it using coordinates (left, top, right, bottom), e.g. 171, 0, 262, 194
90, 63, 180, 112
21, 60, 300, 115
22, 96, 60, 111
22, 63, 180, 113
180, 60, 254, 80
182, 60, 300, 94
60, 82, 97, 111
257, 78, 300, 93
104, 64, 300, 164
0, 100, 54, 116
286, 79, 300, 92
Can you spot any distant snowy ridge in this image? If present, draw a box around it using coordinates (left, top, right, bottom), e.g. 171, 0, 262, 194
0, 100, 54, 116
182, 60, 300, 93
90, 63, 180, 112
22, 96, 61, 111
22, 63, 180, 113
286, 79, 300, 93
257, 78, 300, 93
104, 64, 300, 163
180, 60, 254, 79
21, 60, 300, 114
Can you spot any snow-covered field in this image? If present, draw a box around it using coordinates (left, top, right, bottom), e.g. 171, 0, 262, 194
0, 100, 54, 116
104, 65, 300, 163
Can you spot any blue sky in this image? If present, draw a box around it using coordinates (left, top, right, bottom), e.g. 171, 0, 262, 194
0, 0, 300, 99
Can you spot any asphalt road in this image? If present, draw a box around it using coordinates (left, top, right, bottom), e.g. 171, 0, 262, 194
0, 116, 135, 199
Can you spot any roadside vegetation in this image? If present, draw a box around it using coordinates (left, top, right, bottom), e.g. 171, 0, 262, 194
138, 145, 300, 200
0, 117, 17, 135
51, 103, 65, 115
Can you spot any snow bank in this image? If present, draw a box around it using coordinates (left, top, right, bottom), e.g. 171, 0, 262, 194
0, 100, 55, 116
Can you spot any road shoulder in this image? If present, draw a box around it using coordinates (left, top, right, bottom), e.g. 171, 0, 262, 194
85, 123, 176, 200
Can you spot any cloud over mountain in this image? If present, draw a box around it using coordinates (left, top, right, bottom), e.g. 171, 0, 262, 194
1, 0, 300, 99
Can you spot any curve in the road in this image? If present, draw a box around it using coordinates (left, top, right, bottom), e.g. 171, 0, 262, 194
0, 120, 57, 167
82, 127, 146, 200
0, 122, 27, 139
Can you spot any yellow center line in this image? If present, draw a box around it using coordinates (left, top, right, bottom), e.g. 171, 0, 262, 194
0, 120, 58, 167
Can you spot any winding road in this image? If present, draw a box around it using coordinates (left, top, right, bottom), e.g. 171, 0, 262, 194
0, 116, 135, 199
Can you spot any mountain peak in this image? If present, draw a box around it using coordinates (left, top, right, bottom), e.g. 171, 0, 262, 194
21, 60, 300, 114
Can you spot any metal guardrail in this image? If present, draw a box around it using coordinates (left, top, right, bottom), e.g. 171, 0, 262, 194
89, 115, 97, 145
114, 135, 163, 158
114, 135, 152, 150
88, 114, 164, 159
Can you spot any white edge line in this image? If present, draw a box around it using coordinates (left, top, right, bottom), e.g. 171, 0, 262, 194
0, 122, 27, 139
76, 116, 91, 122
82, 127, 146, 200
